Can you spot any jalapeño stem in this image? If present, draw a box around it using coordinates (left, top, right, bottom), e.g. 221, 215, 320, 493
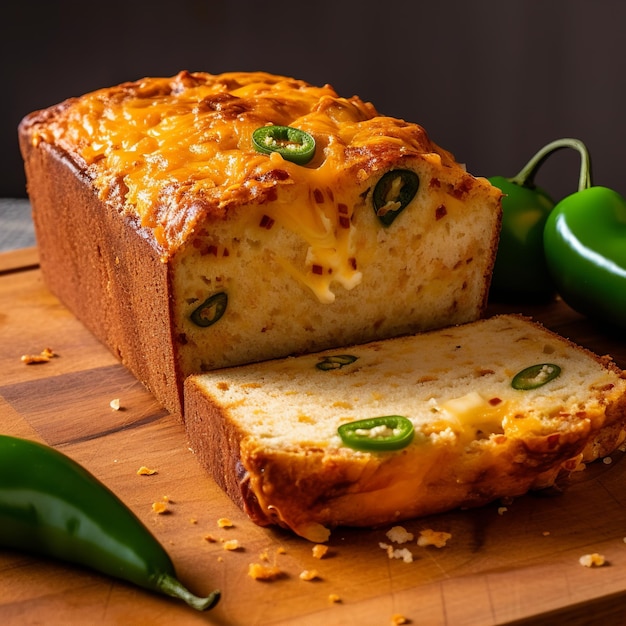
509, 138, 591, 193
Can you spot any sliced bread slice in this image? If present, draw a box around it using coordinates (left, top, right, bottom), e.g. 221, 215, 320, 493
184, 314, 626, 542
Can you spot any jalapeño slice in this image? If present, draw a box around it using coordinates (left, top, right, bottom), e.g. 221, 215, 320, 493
511, 363, 561, 390
252, 125, 316, 165
316, 355, 358, 371
190, 292, 228, 328
338, 415, 414, 451
373, 169, 419, 226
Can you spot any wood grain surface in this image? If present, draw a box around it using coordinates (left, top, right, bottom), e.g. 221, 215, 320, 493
1, 247, 626, 626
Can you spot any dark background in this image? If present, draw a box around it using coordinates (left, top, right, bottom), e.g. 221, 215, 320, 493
1, 0, 624, 201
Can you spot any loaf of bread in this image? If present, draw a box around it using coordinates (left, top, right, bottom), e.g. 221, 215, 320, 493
184, 314, 626, 542
18, 71, 502, 417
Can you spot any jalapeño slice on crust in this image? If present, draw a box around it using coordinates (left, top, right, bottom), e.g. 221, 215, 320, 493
252, 125, 316, 165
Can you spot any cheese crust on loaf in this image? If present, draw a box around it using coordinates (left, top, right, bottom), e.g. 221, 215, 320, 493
184, 315, 626, 542
19, 71, 501, 416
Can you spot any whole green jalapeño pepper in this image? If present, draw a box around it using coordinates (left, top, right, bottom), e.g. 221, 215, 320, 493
489, 138, 590, 301
0, 435, 220, 611
544, 184, 626, 330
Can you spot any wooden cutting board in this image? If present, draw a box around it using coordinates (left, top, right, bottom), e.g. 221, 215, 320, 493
2, 247, 626, 626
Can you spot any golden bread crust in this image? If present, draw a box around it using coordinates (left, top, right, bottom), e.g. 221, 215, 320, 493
17, 138, 181, 408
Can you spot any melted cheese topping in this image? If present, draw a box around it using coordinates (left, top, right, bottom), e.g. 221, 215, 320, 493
26, 71, 466, 299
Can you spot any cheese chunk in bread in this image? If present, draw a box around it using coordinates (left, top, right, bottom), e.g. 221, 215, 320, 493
184, 315, 626, 542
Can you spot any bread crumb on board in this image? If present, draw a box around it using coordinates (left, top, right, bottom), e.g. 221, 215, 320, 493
391, 614, 410, 625
380, 525, 451, 561
312, 544, 329, 559
417, 529, 452, 548
579, 553, 606, 567
247, 546, 289, 581
217, 517, 234, 528
299, 569, 320, 581
109, 398, 122, 411
21, 347, 57, 364
381, 525, 416, 562
386, 526, 414, 544
328, 594, 341, 603
137, 466, 157, 476
379, 543, 414, 563
248, 562, 283, 581
222, 539, 241, 551
152, 501, 168, 514
151, 496, 171, 514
